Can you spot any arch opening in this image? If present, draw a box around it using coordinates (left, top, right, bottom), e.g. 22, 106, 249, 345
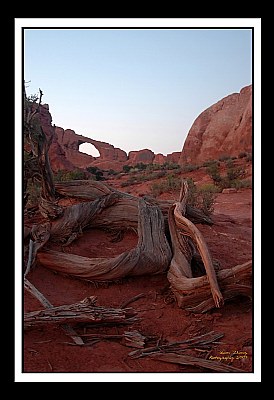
79, 143, 100, 158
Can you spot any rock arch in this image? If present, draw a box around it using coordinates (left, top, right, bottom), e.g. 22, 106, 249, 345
79, 142, 100, 158
54, 127, 128, 169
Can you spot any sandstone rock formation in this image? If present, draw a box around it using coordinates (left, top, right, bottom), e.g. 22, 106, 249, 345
179, 85, 252, 165
154, 153, 166, 164
166, 152, 181, 164
128, 149, 155, 165
54, 127, 128, 170
38, 85, 251, 173
39, 105, 76, 171
39, 106, 182, 172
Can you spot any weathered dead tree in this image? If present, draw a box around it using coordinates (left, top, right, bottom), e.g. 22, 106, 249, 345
24, 295, 138, 329
24, 278, 84, 345
177, 261, 252, 313
24, 222, 51, 276
50, 192, 122, 243
24, 87, 63, 219
25, 179, 251, 312
54, 180, 213, 227
167, 181, 252, 312
37, 198, 172, 280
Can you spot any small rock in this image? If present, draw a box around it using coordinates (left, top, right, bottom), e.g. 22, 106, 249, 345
222, 188, 237, 194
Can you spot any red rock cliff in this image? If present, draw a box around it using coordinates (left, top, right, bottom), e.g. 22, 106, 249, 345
179, 85, 252, 164
37, 103, 185, 171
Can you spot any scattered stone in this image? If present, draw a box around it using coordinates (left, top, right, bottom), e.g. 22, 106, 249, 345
222, 188, 237, 194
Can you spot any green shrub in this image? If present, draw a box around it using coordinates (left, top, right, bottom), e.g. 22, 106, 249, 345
238, 151, 247, 158
107, 169, 118, 176
202, 160, 219, 167
196, 187, 217, 216
146, 163, 162, 171
199, 183, 221, 193
86, 166, 105, 181
162, 161, 181, 170
219, 154, 232, 162
134, 162, 147, 171
230, 179, 252, 189
225, 158, 235, 169
226, 165, 246, 182
186, 180, 217, 216
121, 170, 167, 187
122, 164, 131, 173
54, 169, 89, 182
206, 162, 222, 184
246, 153, 252, 162
120, 176, 138, 187
150, 174, 181, 197
181, 164, 199, 172
150, 176, 217, 216
205, 158, 247, 189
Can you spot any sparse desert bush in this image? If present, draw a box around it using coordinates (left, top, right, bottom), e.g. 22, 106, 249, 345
206, 161, 222, 184
246, 153, 252, 161
226, 164, 246, 182
146, 163, 162, 171
120, 176, 138, 187
134, 162, 147, 171
121, 170, 167, 187
185, 179, 218, 216
198, 183, 221, 193
54, 169, 89, 182
181, 164, 199, 172
218, 154, 232, 162
195, 184, 218, 216
238, 151, 247, 159
205, 157, 249, 190
106, 169, 118, 176
150, 176, 217, 216
122, 164, 131, 173
229, 179, 252, 189
86, 166, 106, 181
162, 161, 181, 170
202, 160, 220, 168
150, 174, 182, 197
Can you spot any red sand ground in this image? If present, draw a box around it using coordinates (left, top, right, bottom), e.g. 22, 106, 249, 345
23, 175, 253, 378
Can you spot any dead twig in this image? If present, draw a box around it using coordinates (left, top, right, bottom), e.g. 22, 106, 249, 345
129, 331, 224, 358
120, 293, 146, 309
24, 278, 84, 345
24, 296, 138, 328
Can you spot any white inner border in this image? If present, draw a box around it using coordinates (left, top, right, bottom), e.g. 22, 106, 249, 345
15, 17, 261, 383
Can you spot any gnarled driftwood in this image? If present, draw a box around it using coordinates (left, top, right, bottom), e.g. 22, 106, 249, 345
54, 180, 213, 227
37, 198, 172, 280
167, 180, 252, 312
24, 295, 138, 329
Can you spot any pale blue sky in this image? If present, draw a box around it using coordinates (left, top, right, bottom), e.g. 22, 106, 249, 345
24, 28, 252, 156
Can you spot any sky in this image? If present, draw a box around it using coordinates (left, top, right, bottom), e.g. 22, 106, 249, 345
24, 26, 252, 157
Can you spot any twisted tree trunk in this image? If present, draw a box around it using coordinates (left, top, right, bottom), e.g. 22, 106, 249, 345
167, 181, 252, 312
37, 198, 172, 280
24, 177, 252, 313
54, 180, 213, 227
